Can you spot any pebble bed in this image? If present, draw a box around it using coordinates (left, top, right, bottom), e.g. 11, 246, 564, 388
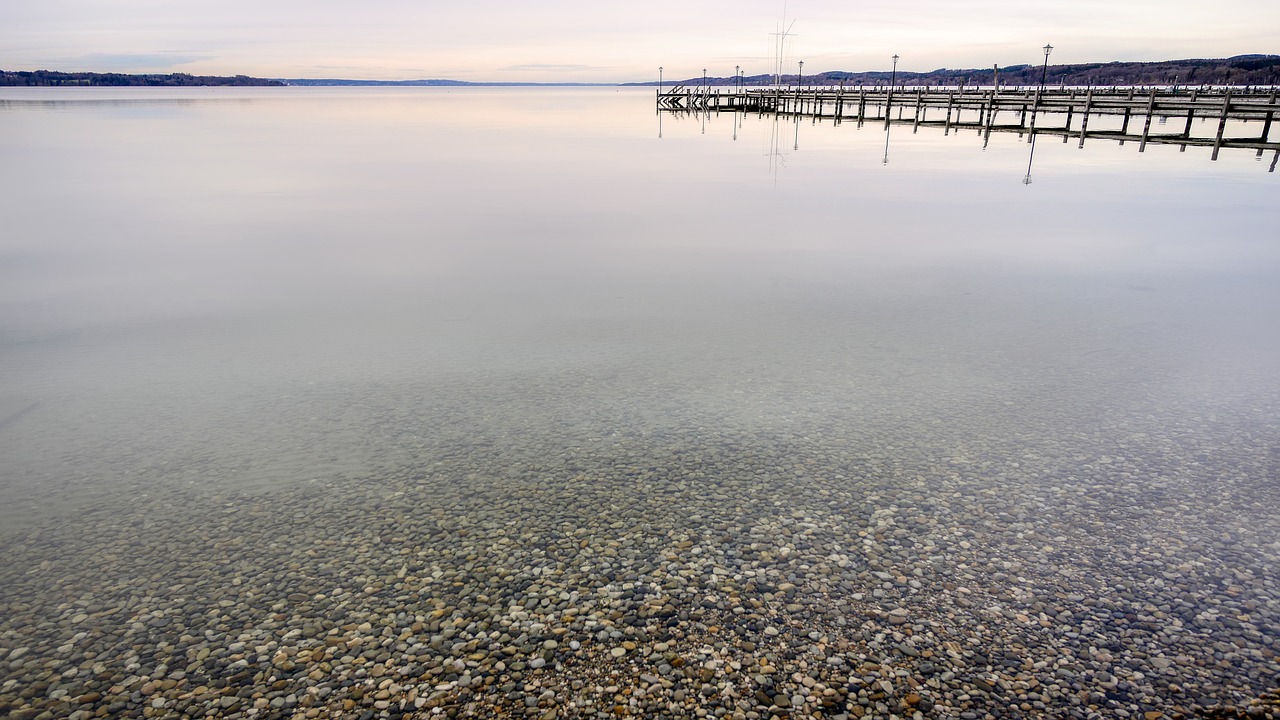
1, 374, 1278, 720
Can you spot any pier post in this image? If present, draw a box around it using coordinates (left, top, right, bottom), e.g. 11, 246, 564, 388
984, 91, 996, 146
1212, 88, 1233, 161
1078, 88, 1093, 148
1139, 89, 1157, 152
1119, 87, 1135, 134
1261, 89, 1277, 142
885, 61, 897, 128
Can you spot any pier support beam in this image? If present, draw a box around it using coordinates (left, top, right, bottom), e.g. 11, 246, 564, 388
1212, 88, 1233, 161
1262, 90, 1277, 142
1139, 89, 1157, 152
1078, 89, 1093, 148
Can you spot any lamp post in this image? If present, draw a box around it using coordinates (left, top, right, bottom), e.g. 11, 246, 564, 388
886, 54, 899, 127
1039, 44, 1053, 93
659, 66, 663, 94
736, 65, 740, 92
702, 68, 707, 94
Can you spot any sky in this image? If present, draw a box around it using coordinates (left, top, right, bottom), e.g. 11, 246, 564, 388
3, 0, 1278, 82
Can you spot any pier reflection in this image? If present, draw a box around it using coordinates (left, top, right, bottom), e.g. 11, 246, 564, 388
658, 105, 1279, 178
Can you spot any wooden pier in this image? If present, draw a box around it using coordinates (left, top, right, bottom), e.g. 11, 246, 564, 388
658, 85, 1280, 159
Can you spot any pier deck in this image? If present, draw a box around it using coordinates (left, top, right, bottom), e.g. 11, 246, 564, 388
658, 86, 1280, 159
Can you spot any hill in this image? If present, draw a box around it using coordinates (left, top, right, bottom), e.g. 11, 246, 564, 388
641, 55, 1280, 87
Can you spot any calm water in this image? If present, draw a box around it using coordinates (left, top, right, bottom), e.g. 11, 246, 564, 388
2, 87, 1276, 522
1, 87, 1278, 715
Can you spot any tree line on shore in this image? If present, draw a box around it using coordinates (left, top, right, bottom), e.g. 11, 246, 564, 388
650, 55, 1280, 87
0, 70, 283, 86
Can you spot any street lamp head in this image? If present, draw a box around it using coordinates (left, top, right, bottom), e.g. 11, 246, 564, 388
892, 54, 899, 64
1043, 44, 1053, 57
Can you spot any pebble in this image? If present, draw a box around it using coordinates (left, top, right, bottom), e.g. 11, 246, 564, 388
0, 373, 1276, 719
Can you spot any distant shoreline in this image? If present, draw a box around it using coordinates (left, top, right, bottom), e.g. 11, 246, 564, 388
0, 70, 617, 88
0, 70, 284, 87
4, 54, 1277, 88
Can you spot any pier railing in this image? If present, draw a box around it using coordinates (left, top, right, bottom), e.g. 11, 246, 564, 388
658, 86, 1280, 159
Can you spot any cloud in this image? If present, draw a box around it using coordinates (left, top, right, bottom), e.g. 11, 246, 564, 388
499, 64, 614, 73
50, 53, 214, 72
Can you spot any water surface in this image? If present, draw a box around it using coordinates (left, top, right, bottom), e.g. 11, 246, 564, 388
1, 87, 1278, 717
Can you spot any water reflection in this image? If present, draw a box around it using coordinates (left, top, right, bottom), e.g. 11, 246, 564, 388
663, 105, 1279, 180
1023, 131, 1039, 184
663, 99, 1277, 173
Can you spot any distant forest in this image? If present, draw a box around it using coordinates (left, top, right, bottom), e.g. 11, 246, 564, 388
0, 70, 283, 86
644, 55, 1280, 87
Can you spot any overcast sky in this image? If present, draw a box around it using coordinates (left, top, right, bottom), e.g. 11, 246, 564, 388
4, 0, 1277, 82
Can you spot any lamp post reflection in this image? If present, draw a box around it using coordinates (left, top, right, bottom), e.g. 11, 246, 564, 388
1023, 132, 1038, 184
657, 67, 664, 138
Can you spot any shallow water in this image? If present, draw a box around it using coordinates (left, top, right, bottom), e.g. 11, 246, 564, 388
1, 87, 1278, 718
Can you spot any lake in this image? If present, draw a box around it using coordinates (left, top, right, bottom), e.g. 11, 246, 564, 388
1, 86, 1278, 719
